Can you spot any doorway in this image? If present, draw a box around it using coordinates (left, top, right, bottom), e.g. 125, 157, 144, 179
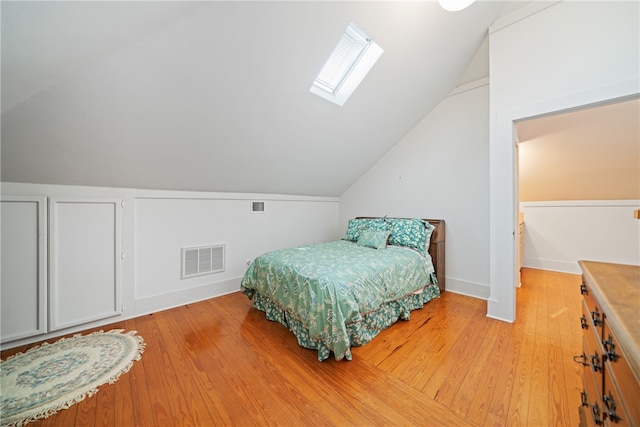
488, 89, 639, 323
514, 96, 640, 277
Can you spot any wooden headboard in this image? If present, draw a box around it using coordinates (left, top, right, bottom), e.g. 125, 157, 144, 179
425, 219, 445, 292
356, 217, 446, 292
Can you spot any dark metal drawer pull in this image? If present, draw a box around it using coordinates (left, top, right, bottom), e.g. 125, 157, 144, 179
603, 392, 620, 423
591, 307, 603, 327
580, 315, 589, 329
602, 336, 618, 362
580, 390, 589, 407
591, 353, 602, 373
580, 283, 588, 295
592, 402, 604, 426
573, 353, 589, 366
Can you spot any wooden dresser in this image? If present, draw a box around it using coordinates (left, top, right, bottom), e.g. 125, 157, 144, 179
577, 261, 640, 427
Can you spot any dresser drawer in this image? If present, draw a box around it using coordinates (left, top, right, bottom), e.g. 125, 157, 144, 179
581, 300, 603, 360
582, 336, 605, 427
603, 364, 632, 427
581, 279, 605, 338
602, 323, 640, 427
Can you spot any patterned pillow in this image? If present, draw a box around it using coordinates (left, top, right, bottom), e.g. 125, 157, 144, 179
356, 228, 391, 249
366, 218, 391, 232
344, 218, 369, 241
388, 218, 429, 255
422, 220, 435, 251
344, 218, 390, 241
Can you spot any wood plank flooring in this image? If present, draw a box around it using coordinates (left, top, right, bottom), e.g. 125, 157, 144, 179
1, 268, 584, 426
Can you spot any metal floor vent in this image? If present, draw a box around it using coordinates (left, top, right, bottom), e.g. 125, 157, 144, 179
181, 244, 225, 279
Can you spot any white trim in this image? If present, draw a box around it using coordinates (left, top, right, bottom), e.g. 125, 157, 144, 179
488, 80, 640, 322
133, 277, 241, 318
1, 182, 339, 203
486, 313, 515, 324
521, 200, 640, 208
445, 277, 490, 300
48, 197, 122, 331
489, 1, 562, 34
448, 77, 489, 97
523, 257, 580, 274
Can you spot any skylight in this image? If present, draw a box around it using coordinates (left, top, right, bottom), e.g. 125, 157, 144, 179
310, 22, 383, 106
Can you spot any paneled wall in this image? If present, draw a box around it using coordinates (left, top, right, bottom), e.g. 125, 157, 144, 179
1, 196, 46, 341
0, 182, 340, 349
520, 200, 640, 274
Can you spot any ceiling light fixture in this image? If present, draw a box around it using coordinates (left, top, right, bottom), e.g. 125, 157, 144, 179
438, 0, 476, 12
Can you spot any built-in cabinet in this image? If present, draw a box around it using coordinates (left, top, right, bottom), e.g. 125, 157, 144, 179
1, 196, 122, 345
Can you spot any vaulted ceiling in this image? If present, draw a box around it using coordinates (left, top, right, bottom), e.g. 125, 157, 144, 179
516, 96, 640, 201
1, 1, 521, 196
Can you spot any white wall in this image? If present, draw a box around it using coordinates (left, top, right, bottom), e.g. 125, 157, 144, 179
340, 79, 491, 299
0, 182, 340, 348
488, 1, 640, 321
134, 195, 340, 315
521, 200, 640, 274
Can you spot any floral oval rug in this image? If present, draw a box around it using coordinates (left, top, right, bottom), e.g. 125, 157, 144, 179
1, 329, 145, 427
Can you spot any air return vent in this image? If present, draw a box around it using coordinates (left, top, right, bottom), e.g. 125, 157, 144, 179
251, 201, 265, 213
181, 244, 225, 279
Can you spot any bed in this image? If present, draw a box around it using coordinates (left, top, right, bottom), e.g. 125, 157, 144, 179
240, 217, 445, 361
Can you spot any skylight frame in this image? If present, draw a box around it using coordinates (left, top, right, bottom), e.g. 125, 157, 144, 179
310, 22, 383, 107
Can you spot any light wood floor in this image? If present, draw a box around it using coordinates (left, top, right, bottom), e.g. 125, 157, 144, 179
2, 268, 584, 426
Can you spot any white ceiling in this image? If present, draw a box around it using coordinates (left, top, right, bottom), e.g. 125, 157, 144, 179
1, 1, 522, 196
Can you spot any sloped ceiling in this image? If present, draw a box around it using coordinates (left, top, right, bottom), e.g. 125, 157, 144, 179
516, 96, 640, 201
1, 1, 514, 196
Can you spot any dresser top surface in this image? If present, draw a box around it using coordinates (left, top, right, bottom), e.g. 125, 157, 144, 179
579, 260, 640, 380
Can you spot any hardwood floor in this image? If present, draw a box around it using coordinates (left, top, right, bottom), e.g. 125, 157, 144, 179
2, 268, 583, 426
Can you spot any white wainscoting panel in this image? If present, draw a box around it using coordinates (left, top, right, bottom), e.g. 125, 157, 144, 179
0, 196, 47, 342
1, 182, 339, 349
520, 200, 640, 274
48, 197, 122, 330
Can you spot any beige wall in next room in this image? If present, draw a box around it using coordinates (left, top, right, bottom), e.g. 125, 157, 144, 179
517, 97, 640, 202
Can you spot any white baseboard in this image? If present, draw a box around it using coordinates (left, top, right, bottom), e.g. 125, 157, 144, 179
134, 277, 242, 317
524, 257, 581, 274
445, 277, 490, 300
486, 313, 516, 323
1, 278, 243, 351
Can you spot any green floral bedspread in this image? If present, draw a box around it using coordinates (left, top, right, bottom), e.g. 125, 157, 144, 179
240, 240, 439, 361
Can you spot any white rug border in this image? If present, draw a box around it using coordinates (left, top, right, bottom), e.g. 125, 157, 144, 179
1, 329, 145, 427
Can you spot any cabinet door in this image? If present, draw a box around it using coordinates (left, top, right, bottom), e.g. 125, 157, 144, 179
48, 198, 121, 331
0, 196, 47, 342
